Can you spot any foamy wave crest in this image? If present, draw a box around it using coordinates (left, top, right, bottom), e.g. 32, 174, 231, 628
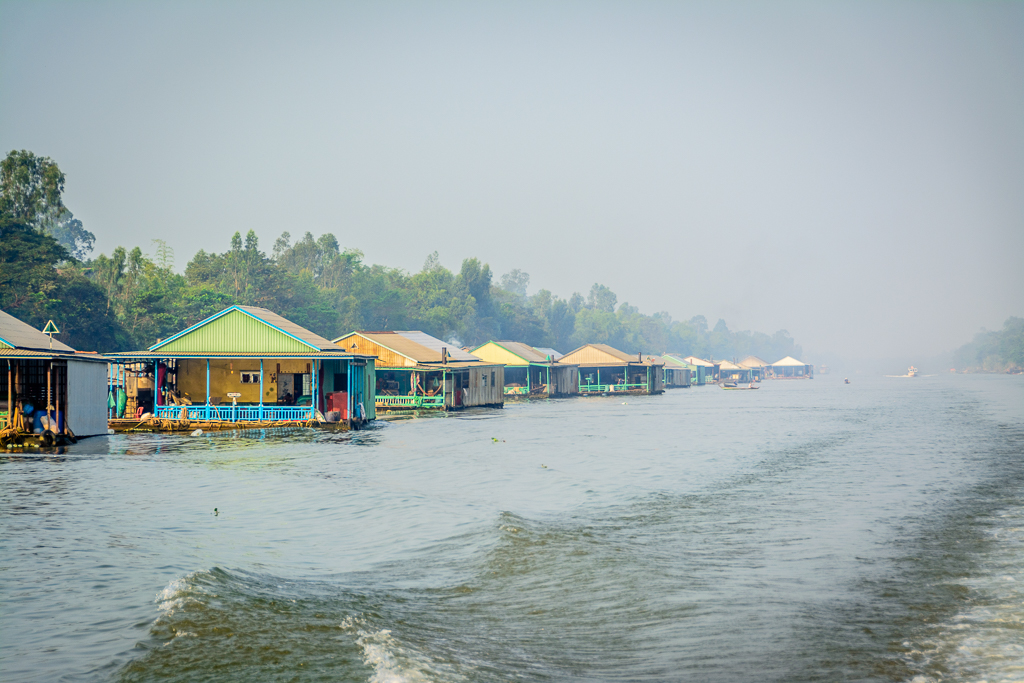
341, 615, 460, 683
155, 571, 205, 616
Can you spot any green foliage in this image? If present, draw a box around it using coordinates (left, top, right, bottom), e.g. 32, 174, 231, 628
0, 148, 807, 358
0, 150, 65, 224
0, 218, 126, 350
952, 317, 1024, 372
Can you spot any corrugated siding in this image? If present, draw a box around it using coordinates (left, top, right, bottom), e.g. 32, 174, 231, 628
157, 310, 313, 354
363, 359, 376, 420
550, 365, 578, 395
463, 365, 504, 407
67, 360, 108, 436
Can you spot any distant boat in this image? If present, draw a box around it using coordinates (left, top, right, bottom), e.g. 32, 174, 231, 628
844, 378, 850, 384
885, 366, 919, 378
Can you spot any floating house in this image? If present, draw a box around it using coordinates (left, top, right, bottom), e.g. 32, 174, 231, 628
470, 341, 578, 397
717, 360, 752, 384
559, 344, 664, 395
737, 355, 770, 381
0, 309, 109, 443
108, 306, 376, 429
334, 331, 504, 410
770, 356, 814, 379
656, 354, 695, 387
663, 353, 706, 385
684, 356, 718, 383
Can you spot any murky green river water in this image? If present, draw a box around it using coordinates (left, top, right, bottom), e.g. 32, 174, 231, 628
2, 374, 1022, 682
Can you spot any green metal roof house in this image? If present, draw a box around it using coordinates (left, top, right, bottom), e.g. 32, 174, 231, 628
470, 340, 579, 397
108, 306, 376, 429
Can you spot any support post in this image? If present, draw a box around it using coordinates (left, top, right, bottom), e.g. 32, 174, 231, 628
47, 361, 52, 432
206, 359, 211, 421
259, 358, 264, 422
7, 360, 12, 429
347, 360, 353, 426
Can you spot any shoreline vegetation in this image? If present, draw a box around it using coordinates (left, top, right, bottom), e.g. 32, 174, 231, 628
951, 317, 1024, 374
0, 150, 803, 361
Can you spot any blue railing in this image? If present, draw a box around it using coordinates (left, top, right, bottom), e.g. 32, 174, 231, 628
154, 405, 315, 422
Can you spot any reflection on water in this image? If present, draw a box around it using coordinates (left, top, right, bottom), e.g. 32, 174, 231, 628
0, 375, 1021, 682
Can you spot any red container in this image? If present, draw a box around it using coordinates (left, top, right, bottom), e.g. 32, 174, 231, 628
326, 391, 348, 420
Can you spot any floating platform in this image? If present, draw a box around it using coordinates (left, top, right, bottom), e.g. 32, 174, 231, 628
107, 417, 351, 433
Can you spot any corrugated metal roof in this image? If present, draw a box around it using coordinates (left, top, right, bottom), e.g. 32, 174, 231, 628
560, 344, 660, 366
738, 355, 769, 368
236, 306, 337, 351
495, 341, 549, 363
0, 309, 76, 352
108, 351, 372, 360
660, 354, 694, 367
683, 356, 715, 367
0, 348, 107, 362
340, 331, 478, 363
393, 332, 479, 361
718, 360, 745, 370
533, 347, 563, 360
772, 356, 809, 367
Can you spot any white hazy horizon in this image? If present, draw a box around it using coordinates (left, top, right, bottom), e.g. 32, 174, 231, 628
2, 1, 1021, 362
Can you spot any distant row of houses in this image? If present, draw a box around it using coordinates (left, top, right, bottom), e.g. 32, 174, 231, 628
0, 305, 813, 444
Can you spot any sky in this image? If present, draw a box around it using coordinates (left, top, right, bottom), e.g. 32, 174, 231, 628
1, 0, 1022, 362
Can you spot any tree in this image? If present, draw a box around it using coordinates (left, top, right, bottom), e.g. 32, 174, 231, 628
40, 210, 95, 259
0, 150, 65, 224
498, 269, 530, 298
587, 283, 617, 313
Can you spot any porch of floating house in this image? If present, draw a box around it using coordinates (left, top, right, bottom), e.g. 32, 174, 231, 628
469, 340, 577, 397
683, 357, 717, 382
646, 355, 691, 388
559, 344, 664, 395
108, 306, 375, 427
0, 309, 110, 438
737, 356, 769, 380
770, 356, 813, 379
717, 360, 751, 383
664, 354, 704, 385
334, 331, 505, 409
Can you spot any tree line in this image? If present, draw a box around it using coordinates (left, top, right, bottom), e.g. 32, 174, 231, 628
1, 149, 804, 361
952, 317, 1024, 373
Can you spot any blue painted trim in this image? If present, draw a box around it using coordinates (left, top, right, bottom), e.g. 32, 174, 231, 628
149, 306, 319, 353
0, 336, 14, 349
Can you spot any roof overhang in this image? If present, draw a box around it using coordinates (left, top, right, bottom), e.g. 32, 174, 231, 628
107, 351, 374, 361
0, 349, 109, 362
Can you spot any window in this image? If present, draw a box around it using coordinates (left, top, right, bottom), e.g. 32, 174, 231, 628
482, 374, 488, 387
491, 371, 496, 387
240, 372, 259, 384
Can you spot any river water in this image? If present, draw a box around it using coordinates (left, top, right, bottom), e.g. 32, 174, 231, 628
1, 374, 1022, 682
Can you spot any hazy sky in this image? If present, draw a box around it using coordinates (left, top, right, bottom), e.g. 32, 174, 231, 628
2, 1, 1021, 360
